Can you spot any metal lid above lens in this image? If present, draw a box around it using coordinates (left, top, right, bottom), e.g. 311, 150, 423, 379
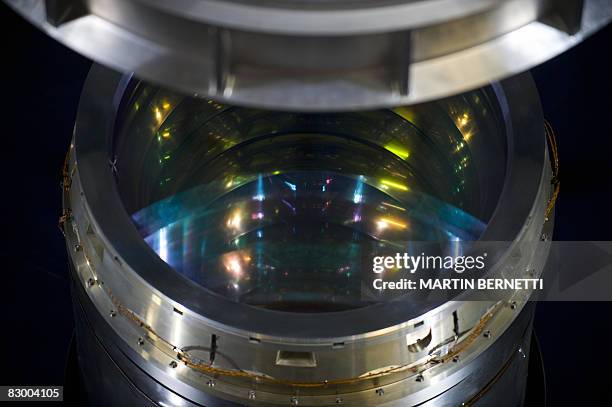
6, 0, 612, 110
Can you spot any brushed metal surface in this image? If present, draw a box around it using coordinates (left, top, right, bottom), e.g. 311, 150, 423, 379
5, 0, 612, 110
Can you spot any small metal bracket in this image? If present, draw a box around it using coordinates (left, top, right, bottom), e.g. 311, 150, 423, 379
213, 27, 232, 97
391, 31, 411, 97
540, 0, 584, 35
45, 0, 87, 27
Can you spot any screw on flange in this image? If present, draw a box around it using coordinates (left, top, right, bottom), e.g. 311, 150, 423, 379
137, 337, 145, 346
109, 310, 117, 318
169, 361, 178, 368
109, 156, 118, 175
335, 396, 343, 404
375, 388, 384, 397
248, 391, 256, 400
87, 278, 95, 287
483, 330, 492, 339
510, 301, 517, 310
416, 374, 424, 382
452, 355, 460, 363
74, 244, 82, 252
207, 379, 216, 388
290, 396, 299, 406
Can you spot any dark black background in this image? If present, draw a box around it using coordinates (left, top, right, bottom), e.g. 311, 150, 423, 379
0, 3, 611, 405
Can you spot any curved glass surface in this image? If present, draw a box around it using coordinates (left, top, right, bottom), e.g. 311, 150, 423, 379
113, 82, 507, 312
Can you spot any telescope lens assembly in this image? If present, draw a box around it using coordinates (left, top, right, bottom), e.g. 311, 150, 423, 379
114, 83, 506, 312
63, 65, 552, 406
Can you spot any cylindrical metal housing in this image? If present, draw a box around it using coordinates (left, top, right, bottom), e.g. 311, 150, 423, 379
62, 64, 554, 406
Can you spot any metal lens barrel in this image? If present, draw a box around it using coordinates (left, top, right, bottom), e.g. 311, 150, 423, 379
63, 65, 553, 406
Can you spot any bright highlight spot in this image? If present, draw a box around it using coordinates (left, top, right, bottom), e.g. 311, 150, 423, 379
384, 142, 410, 160
226, 211, 242, 230
381, 202, 406, 211
377, 217, 408, 230
380, 179, 409, 191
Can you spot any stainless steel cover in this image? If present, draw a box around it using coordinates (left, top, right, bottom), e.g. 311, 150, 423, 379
6, 0, 612, 110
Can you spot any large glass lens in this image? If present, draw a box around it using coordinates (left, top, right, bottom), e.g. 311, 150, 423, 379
113, 83, 506, 312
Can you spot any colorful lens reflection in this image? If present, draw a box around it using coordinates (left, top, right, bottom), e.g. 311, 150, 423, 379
117, 86, 505, 313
